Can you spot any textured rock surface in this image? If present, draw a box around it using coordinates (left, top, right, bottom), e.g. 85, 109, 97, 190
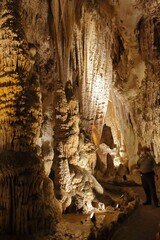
0, 0, 160, 238
0, 0, 41, 152
110, 0, 160, 165
52, 81, 102, 213
0, 0, 60, 235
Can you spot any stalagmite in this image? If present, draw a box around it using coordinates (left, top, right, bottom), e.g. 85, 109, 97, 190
0, 0, 159, 238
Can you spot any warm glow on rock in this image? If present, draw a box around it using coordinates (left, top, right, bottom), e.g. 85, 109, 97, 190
0, 0, 159, 238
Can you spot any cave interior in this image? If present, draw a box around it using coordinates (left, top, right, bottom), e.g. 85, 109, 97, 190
0, 0, 160, 239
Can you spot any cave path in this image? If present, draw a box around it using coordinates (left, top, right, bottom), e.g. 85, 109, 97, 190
111, 186, 160, 240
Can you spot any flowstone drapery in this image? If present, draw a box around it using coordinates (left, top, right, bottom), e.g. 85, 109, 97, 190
0, 0, 60, 235
0, 0, 160, 238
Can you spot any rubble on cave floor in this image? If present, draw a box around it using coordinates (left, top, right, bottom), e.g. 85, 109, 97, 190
0, 177, 141, 240
52, 181, 140, 240
52, 170, 160, 240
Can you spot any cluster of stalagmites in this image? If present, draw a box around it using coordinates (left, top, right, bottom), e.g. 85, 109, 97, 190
52, 81, 104, 214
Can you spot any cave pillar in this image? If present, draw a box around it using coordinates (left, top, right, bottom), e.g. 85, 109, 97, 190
0, 0, 60, 235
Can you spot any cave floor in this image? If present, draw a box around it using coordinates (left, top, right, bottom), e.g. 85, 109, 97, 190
111, 186, 160, 240
55, 205, 122, 239
54, 181, 159, 240
1, 181, 160, 240
54, 181, 160, 240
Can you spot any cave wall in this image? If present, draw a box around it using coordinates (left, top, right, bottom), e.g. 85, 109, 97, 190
0, 0, 42, 152
0, 0, 61, 235
51, 0, 113, 136
111, 0, 160, 165
50, 0, 160, 168
0, 0, 160, 236
135, 1, 160, 159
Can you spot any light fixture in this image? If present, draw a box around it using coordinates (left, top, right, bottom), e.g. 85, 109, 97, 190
90, 211, 96, 224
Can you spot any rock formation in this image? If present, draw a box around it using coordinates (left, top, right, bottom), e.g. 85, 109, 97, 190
0, 0, 159, 238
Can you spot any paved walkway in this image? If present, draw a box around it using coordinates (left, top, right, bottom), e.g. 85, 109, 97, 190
111, 186, 160, 240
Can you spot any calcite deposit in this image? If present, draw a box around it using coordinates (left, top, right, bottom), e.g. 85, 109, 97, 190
0, 0, 159, 238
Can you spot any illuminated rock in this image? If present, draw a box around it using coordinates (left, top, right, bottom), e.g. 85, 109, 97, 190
0, 0, 160, 238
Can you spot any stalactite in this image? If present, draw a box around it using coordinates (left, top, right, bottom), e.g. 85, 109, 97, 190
50, 0, 81, 85
0, 0, 42, 152
0, 0, 61, 236
71, 3, 113, 137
